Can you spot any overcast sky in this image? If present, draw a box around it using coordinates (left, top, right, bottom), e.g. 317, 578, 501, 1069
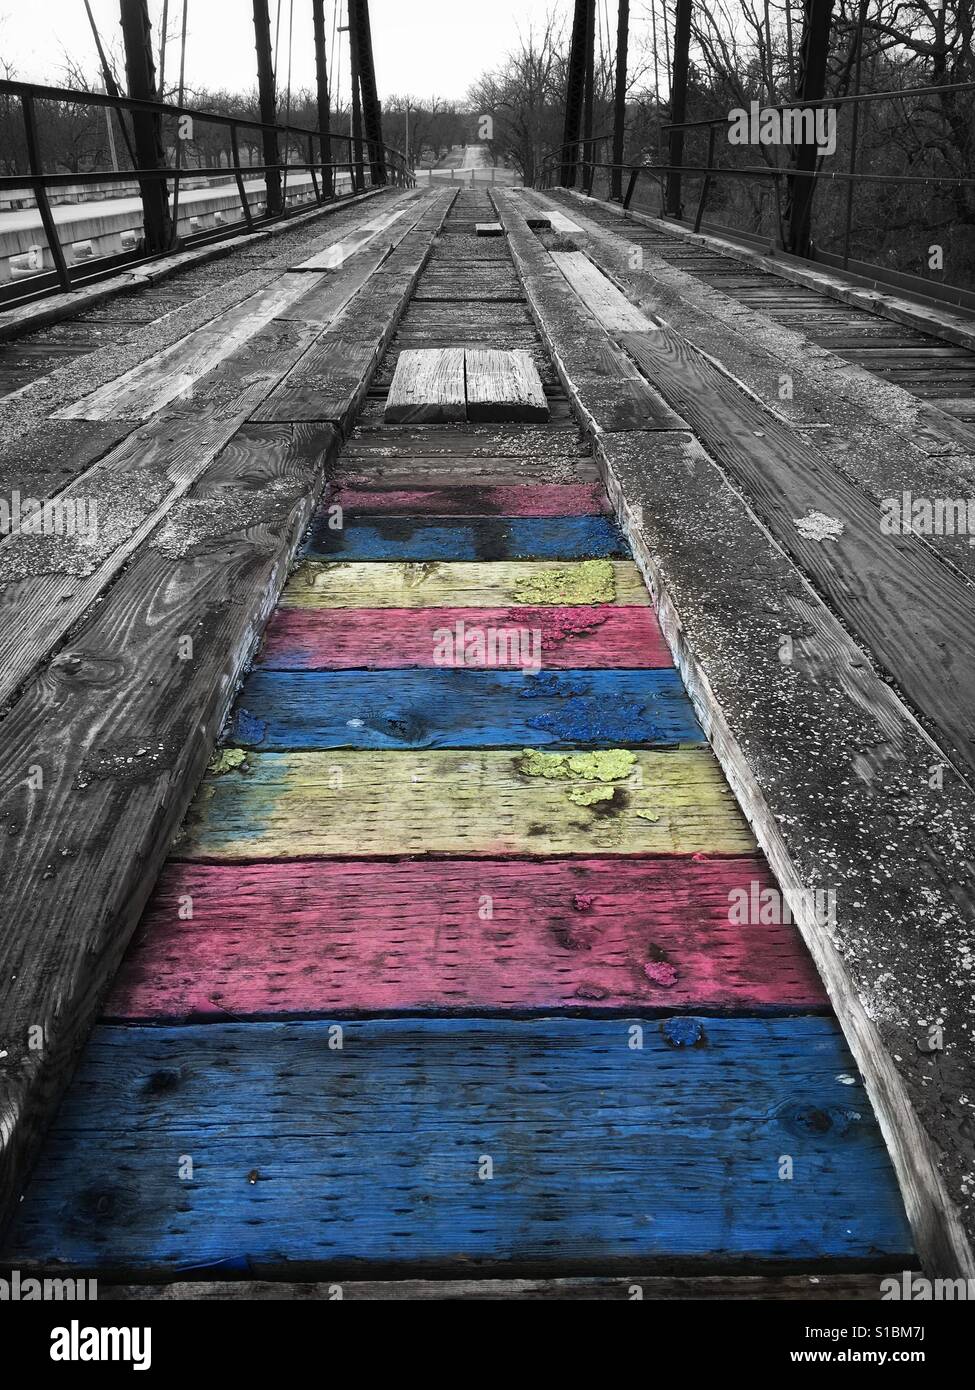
0, 0, 573, 103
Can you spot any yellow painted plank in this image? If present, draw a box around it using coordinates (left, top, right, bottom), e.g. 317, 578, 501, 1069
279, 559, 651, 609
175, 748, 756, 859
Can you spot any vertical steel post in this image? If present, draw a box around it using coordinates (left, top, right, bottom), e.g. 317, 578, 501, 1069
785, 0, 834, 256
611, 0, 630, 200
20, 93, 71, 289
664, 0, 692, 218
312, 0, 334, 197
349, 0, 386, 184
252, 0, 282, 216
119, 0, 173, 252
560, 0, 590, 187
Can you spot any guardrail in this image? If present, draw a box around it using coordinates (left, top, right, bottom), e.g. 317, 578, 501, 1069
0, 77, 414, 306
536, 80, 975, 310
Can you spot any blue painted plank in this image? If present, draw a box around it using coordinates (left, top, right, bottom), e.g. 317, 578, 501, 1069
228, 669, 703, 749
3, 1018, 912, 1272
305, 514, 629, 560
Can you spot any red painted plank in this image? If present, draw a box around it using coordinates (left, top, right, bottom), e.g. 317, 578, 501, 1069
328, 483, 610, 516
258, 605, 673, 670
107, 858, 828, 1019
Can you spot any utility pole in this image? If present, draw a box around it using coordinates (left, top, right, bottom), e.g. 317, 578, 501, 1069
560, 0, 591, 187
664, 0, 692, 218
119, 0, 173, 251
785, 0, 834, 256
252, 0, 282, 216
312, 0, 333, 196
349, 0, 386, 184
610, 0, 629, 200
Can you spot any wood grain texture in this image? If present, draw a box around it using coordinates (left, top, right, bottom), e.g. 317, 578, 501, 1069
619, 327, 975, 786
305, 514, 627, 560
326, 483, 609, 516
99, 1274, 895, 1300
552, 251, 655, 333
108, 856, 826, 1018
291, 206, 409, 270
0, 423, 341, 1237
226, 669, 702, 749
385, 348, 467, 424
280, 560, 651, 609
257, 605, 673, 669
3, 1017, 912, 1272
54, 276, 322, 422
465, 348, 549, 422
493, 206, 687, 434
0, 370, 318, 710
174, 748, 756, 859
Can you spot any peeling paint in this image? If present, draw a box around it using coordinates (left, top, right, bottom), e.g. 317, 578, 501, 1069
207, 747, 248, 776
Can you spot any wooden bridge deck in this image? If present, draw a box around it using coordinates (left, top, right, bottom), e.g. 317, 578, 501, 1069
0, 181, 973, 1295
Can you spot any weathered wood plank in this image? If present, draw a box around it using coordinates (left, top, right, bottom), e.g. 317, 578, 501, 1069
108, 856, 826, 1019
54, 276, 322, 422
385, 347, 467, 423
280, 559, 651, 609
0, 423, 341, 1237
551, 251, 655, 333
305, 514, 626, 560
291, 206, 409, 270
175, 748, 755, 859
3, 1017, 912, 1271
0, 368, 317, 710
475, 222, 504, 237
620, 327, 975, 786
465, 348, 549, 422
327, 482, 609, 516
99, 1274, 892, 1300
258, 604, 673, 670
226, 669, 701, 749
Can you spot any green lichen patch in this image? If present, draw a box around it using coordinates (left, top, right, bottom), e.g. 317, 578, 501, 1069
568, 785, 616, 807
207, 747, 248, 776
512, 559, 616, 607
634, 808, 660, 822
516, 748, 637, 783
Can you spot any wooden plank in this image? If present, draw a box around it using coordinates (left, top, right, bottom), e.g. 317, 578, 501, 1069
345, 422, 588, 458
99, 1274, 894, 1300
258, 605, 673, 670
249, 339, 379, 429
465, 348, 549, 422
620, 327, 975, 786
475, 222, 504, 237
551, 251, 655, 333
109, 856, 826, 1018
54, 275, 324, 422
385, 347, 467, 424
0, 423, 342, 1236
226, 669, 702, 749
3, 1017, 912, 1271
0, 360, 321, 710
174, 748, 756, 860
291, 207, 409, 270
327, 482, 610, 516
280, 560, 651, 609
305, 515, 626, 560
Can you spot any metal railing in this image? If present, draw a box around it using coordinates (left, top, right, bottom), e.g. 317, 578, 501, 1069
0, 78, 415, 305
536, 80, 975, 310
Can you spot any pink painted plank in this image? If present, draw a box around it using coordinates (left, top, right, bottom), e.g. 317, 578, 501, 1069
328, 483, 610, 516
258, 605, 673, 669
107, 857, 828, 1019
